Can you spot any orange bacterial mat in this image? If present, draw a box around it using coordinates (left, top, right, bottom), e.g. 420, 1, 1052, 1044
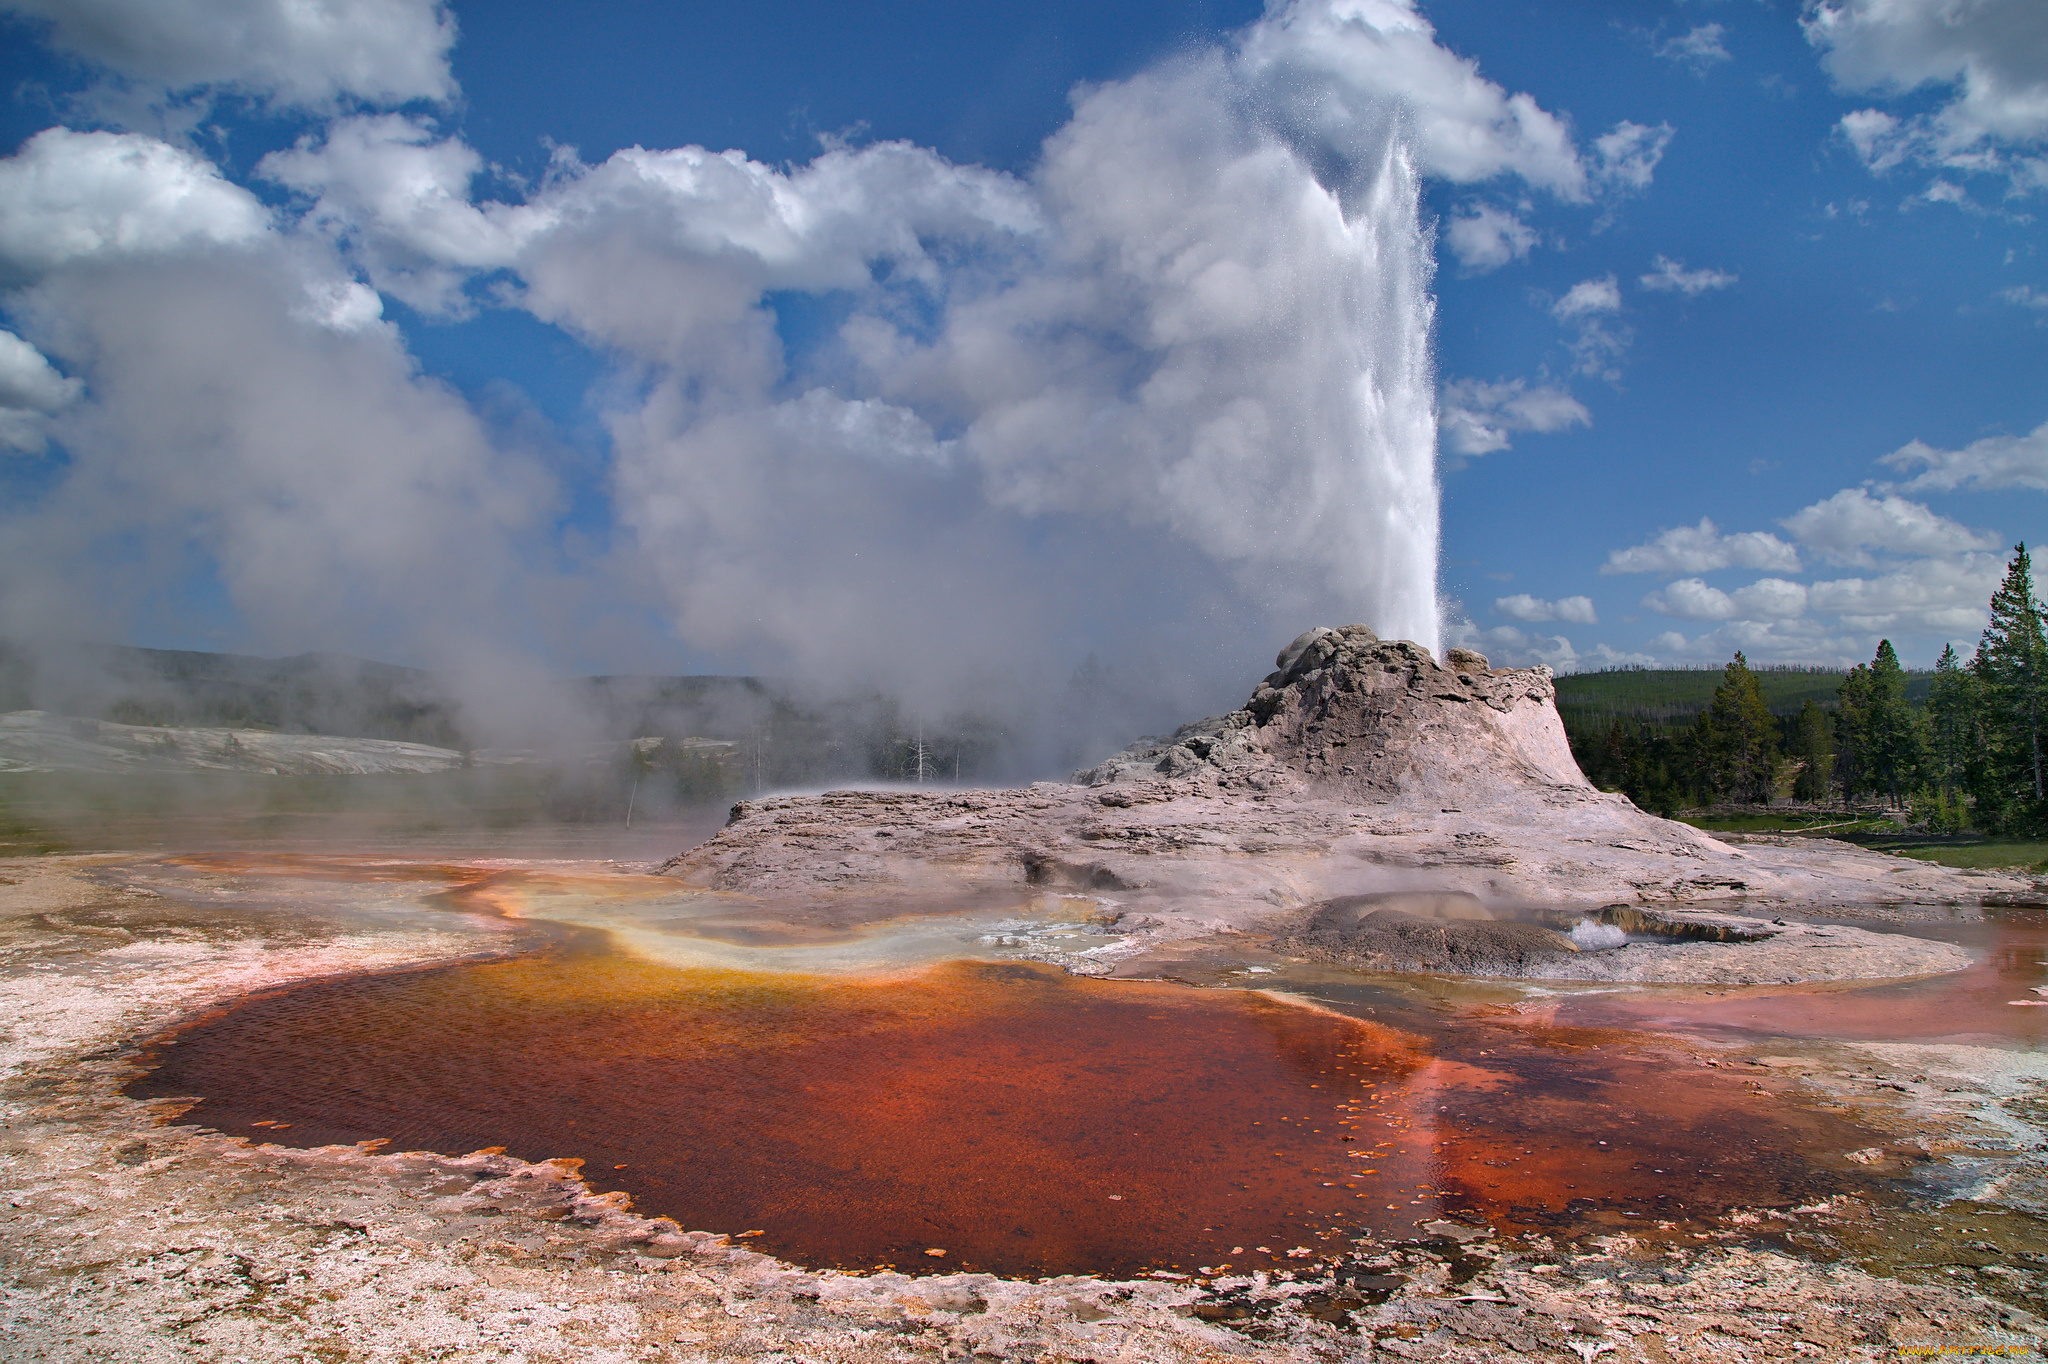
127, 936, 1890, 1278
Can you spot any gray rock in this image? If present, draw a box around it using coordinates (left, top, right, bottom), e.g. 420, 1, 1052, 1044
1311, 890, 1494, 926
1289, 908, 1579, 976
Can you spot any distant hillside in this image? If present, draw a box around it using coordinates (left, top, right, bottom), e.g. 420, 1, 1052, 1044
0, 640, 463, 746
1553, 666, 1934, 739
0, 641, 1008, 787
0, 709, 470, 776
0, 643, 816, 750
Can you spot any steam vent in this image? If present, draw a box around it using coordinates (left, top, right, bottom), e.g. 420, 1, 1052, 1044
663, 625, 2022, 984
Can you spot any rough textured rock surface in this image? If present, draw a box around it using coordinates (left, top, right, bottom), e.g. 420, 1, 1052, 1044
663, 627, 2041, 980
1073, 626, 1588, 804
1289, 908, 1580, 976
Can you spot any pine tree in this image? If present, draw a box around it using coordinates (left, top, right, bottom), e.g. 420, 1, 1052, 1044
1833, 663, 1872, 802
1680, 709, 1715, 805
1596, 718, 1635, 792
1863, 639, 1924, 808
1974, 543, 2048, 831
1790, 701, 1834, 803
1698, 652, 1779, 803
1924, 643, 1979, 811
1638, 729, 1686, 817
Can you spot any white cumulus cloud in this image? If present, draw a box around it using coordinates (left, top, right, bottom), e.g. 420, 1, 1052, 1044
1642, 578, 1736, 621
1805, 0, 2048, 194
1635, 618, 1879, 668
258, 114, 520, 314
0, 329, 80, 414
1807, 553, 2009, 633
1237, 0, 1591, 198
1728, 577, 1813, 620
1444, 201, 1536, 271
1780, 487, 2002, 565
1438, 377, 1589, 457
1879, 417, 2048, 491
1551, 274, 1629, 379
0, 128, 270, 276
1603, 518, 1803, 575
1644, 577, 1814, 622
1592, 121, 1675, 192
1443, 614, 1581, 671
1639, 255, 1737, 295
1495, 593, 1597, 624
1552, 275, 1622, 318
0, 0, 457, 109
1654, 25, 1732, 72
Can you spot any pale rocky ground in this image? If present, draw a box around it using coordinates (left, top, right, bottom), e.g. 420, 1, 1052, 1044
7, 628, 2048, 1360
1, 855, 2044, 1362
665, 629, 2039, 986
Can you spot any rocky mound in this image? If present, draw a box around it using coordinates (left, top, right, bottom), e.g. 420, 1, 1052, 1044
1075, 625, 1587, 806
661, 627, 2041, 980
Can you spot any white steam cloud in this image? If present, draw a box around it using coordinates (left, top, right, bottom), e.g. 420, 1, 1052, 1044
0, 0, 1654, 754
0, 328, 80, 451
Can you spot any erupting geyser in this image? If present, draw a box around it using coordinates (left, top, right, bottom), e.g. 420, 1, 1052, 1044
598, 16, 1456, 703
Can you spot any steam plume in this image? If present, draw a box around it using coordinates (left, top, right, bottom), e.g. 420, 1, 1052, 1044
0, 0, 1614, 762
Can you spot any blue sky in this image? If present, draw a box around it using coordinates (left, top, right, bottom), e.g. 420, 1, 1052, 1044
0, 0, 2043, 737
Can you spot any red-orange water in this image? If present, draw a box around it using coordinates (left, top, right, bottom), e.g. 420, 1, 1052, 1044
127, 938, 1889, 1279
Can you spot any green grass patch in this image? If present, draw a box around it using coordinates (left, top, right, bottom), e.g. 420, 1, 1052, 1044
1863, 839, 2048, 871
0, 810, 69, 857
1674, 812, 1894, 836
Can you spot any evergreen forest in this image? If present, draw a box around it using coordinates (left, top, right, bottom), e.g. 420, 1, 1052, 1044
1564, 544, 2048, 835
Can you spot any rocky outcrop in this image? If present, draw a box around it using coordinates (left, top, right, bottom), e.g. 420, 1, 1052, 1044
660, 628, 2044, 976
1075, 625, 1587, 806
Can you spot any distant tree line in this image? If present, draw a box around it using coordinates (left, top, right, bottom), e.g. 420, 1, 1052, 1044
1582, 543, 2047, 834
